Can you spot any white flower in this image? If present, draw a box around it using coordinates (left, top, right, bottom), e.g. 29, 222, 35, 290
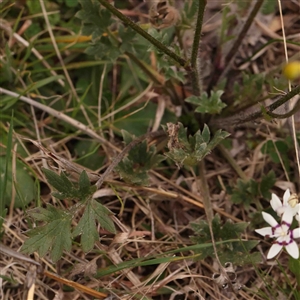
255, 211, 300, 259
270, 189, 300, 218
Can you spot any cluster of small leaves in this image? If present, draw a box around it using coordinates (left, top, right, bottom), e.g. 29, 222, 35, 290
190, 215, 260, 265
220, 6, 236, 45
230, 170, 276, 207
147, 28, 185, 82
181, 1, 200, 27
76, 0, 136, 61
21, 170, 116, 262
77, 0, 186, 83
185, 90, 227, 114
116, 130, 165, 186
164, 123, 230, 167
233, 73, 264, 107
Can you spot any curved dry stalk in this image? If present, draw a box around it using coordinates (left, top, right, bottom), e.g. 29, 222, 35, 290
0, 87, 116, 149
214, 0, 265, 84
277, 0, 300, 184
38, 0, 95, 129
0, 20, 65, 87
211, 85, 300, 127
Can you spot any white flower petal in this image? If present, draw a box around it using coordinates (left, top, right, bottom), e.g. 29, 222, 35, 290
283, 189, 290, 205
255, 227, 273, 236
270, 193, 282, 212
282, 209, 293, 224
262, 212, 278, 227
285, 241, 299, 259
267, 244, 282, 259
292, 227, 300, 239
294, 203, 300, 215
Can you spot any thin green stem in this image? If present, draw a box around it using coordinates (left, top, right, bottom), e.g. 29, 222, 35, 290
97, 0, 188, 69
190, 0, 206, 95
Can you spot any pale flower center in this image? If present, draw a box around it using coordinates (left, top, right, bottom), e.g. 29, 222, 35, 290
274, 224, 289, 237
288, 193, 299, 208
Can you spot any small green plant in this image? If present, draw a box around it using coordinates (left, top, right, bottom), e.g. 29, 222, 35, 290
164, 123, 230, 167
1, 0, 300, 298
116, 130, 165, 185
190, 214, 260, 265
21, 170, 116, 261
185, 90, 227, 114
230, 170, 276, 208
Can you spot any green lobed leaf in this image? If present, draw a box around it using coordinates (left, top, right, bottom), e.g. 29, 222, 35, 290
190, 215, 258, 265
21, 204, 72, 262
43, 168, 73, 196
78, 170, 95, 198
73, 199, 116, 252
165, 123, 229, 167
208, 129, 231, 151
72, 201, 99, 252
185, 91, 227, 114
43, 169, 95, 201
201, 124, 211, 144
92, 200, 116, 234
260, 170, 276, 199
230, 179, 258, 206
116, 131, 165, 185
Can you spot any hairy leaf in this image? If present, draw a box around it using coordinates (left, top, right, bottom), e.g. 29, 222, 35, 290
116, 130, 165, 185
185, 91, 226, 114
165, 123, 230, 167
73, 199, 116, 252
190, 215, 259, 265
21, 205, 72, 262
43, 169, 95, 200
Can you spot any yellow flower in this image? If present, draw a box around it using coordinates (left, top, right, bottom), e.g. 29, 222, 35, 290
283, 61, 300, 80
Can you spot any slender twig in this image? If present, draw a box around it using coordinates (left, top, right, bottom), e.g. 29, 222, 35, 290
39, 0, 94, 128
214, 0, 264, 84
190, 0, 206, 95
0, 21, 65, 87
0, 87, 116, 149
268, 85, 300, 112
267, 99, 300, 119
97, 0, 188, 69
0, 242, 41, 267
195, 161, 235, 291
217, 144, 248, 180
211, 85, 300, 126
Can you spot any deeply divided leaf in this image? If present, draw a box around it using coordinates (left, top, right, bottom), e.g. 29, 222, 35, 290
73, 199, 116, 252
185, 91, 227, 114
116, 131, 165, 185
190, 215, 259, 265
165, 123, 230, 167
21, 204, 72, 262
